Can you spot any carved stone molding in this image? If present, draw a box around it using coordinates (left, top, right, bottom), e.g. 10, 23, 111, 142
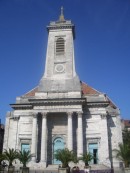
41, 112, 47, 118
67, 112, 73, 117
32, 114, 37, 118
13, 115, 20, 121
76, 111, 83, 117
101, 113, 107, 119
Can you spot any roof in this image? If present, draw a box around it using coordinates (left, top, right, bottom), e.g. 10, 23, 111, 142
23, 87, 38, 97
81, 82, 101, 95
23, 82, 101, 97
123, 120, 130, 128
22, 81, 117, 109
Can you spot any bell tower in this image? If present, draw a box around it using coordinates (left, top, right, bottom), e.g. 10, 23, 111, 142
38, 7, 81, 98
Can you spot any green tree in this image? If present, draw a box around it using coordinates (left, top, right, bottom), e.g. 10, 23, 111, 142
17, 150, 32, 167
0, 153, 6, 171
3, 148, 18, 166
113, 143, 130, 168
0, 153, 5, 165
55, 148, 76, 168
122, 128, 130, 146
80, 152, 93, 166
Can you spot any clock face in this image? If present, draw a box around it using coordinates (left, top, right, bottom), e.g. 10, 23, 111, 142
55, 64, 65, 73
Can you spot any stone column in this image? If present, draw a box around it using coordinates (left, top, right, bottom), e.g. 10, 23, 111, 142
77, 111, 83, 157
41, 113, 47, 163
15, 116, 20, 150
31, 114, 37, 162
67, 112, 73, 150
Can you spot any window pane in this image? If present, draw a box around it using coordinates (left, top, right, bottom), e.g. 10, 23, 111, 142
21, 144, 30, 152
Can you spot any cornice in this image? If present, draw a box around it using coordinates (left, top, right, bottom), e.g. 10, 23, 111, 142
10, 104, 32, 110
47, 24, 74, 30
28, 98, 86, 104
10, 98, 86, 110
47, 24, 75, 39
10, 99, 109, 110
86, 101, 109, 108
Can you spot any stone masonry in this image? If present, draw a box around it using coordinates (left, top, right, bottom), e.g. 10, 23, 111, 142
3, 8, 123, 172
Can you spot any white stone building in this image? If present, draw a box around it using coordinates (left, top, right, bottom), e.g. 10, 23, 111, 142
3, 9, 122, 170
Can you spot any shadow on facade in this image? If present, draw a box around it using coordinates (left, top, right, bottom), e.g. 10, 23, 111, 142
37, 113, 42, 162
73, 113, 77, 154
107, 114, 116, 169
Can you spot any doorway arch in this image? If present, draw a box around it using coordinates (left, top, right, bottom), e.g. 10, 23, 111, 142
53, 137, 65, 164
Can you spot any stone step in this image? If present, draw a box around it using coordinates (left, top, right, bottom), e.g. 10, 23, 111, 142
90, 164, 110, 170
46, 164, 59, 170
45, 164, 110, 170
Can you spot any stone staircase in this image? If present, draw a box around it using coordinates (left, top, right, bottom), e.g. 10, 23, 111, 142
45, 164, 110, 171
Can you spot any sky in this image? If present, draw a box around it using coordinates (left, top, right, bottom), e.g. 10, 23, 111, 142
0, 0, 130, 124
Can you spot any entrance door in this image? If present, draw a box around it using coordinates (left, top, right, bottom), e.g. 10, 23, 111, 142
88, 143, 98, 164
53, 137, 64, 164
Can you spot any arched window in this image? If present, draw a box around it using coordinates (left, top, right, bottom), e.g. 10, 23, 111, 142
56, 38, 65, 55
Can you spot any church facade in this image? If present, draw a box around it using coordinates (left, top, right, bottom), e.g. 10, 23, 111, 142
3, 10, 122, 170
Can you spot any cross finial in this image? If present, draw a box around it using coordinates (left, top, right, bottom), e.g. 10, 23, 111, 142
59, 6, 65, 22
61, 6, 63, 16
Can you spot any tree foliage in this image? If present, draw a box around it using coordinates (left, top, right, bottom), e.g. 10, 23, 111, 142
113, 143, 130, 168
0, 153, 5, 165
80, 152, 93, 166
122, 128, 130, 146
3, 148, 18, 166
17, 150, 32, 167
55, 148, 77, 168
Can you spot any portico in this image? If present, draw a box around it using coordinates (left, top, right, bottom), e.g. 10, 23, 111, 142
29, 97, 85, 165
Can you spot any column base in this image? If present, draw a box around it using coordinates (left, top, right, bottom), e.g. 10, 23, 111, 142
38, 161, 47, 168
77, 152, 83, 158
28, 162, 47, 169
101, 159, 111, 168
31, 156, 36, 162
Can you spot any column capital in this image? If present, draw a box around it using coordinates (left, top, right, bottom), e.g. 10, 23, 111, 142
32, 113, 37, 118
13, 116, 20, 121
101, 113, 107, 119
41, 112, 47, 118
66, 112, 73, 117
76, 111, 83, 116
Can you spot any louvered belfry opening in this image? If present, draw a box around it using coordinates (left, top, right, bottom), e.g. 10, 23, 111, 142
56, 37, 65, 55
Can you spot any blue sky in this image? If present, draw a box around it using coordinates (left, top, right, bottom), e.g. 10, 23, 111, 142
0, 0, 130, 124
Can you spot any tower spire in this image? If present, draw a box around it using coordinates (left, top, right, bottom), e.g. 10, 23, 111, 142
59, 6, 65, 22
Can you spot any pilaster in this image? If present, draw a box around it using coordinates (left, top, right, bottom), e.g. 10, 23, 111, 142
77, 111, 83, 157
31, 114, 37, 162
100, 113, 111, 167
67, 112, 73, 150
40, 112, 47, 165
